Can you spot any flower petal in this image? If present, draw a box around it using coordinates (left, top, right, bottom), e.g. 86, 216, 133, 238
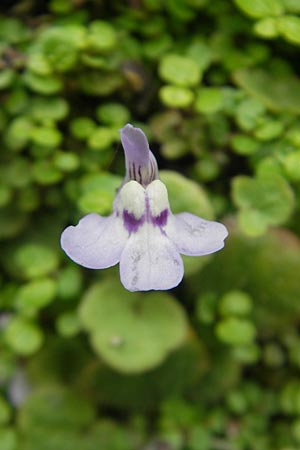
119, 223, 183, 291
61, 213, 128, 269
120, 124, 158, 186
166, 212, 228, 256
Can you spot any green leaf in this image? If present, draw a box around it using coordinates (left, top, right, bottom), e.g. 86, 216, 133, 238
282, 151, 300, 181
87, 127, 115, 151
53, 151, 80, 172
159, 85, 194, 108
14, 243, 59, 279
231, 134, 260, 155
186, 40, 214, 73
40, 28, 78, 72
253, 17, 279, 38
277, 15, 300, 44
237, 209, 268, 236
29, 97, 69, 122
96, 103, 130, 125
234, 0, 284, 19
232, 174, 294, 235
79, 281, 188, 373
56, 312, 81, 337
23, 71, 63, 95
18, 386, 95, 430
69, 117, 96, 140
219, 290, 253, 317
160, 170, 214, 219
86, 20, 117, 52
56, 266, 83, 301
27, 52, 52, 76
159, 53, 201, 87
282, 0, 300, 13
32, 160, 63, 185
4, 116, 33, 152
254, 119, 284, 140
235, 97, 266, 131
4, 317, 44, 355
15, 278, 57, 317
0, 428, 18, 450
30, 126, 63, 147
194, 88, 223, 114
78, 71, 123, 96
215, 317, 256, 345
78, 172, 121, 214
233, 68, 300, 114
0, 69, 15, 89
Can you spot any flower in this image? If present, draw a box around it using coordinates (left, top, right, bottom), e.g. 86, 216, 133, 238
61, 124, 228, 291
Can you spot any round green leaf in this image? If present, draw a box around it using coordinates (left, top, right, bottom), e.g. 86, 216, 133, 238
78, 189, 114, 214
277, 15, 300, 44
32, 160, 63, 185
70, 117, 96, 140
160, 170, 214, 219
195, 88, 223, 114
56, 311, 81, 337
159, 54, 201, 87
282, 151, 300, 181
40, 28, 78, 72
0, 428, 18, 450
232, 174, 294, 229
237, 209, 268, 236
234, 68, 300, 114
29, 97, 69, 122
56, 266, 83, 301
27, 52, 52, 76
96, 103, 130, 125
159, 85, 194, 108
0, 69, 15, 89
215, 317, 256, 345
23, 71, 63, 95
87, 127, 115, 151
14, 243, 59, 279
231, 134, 260, 155
4, 317, 44, 355
254, 119, 284, 140
53, 151, 80, 172
219, 290, 253, 317
15, 278, 57, 317
4, 117, 33, 152
79, 281, 188, 373
30, 126, 62, 147
234, 0, 284, 19
18, 385, 95, 430
86, 20, 117, 52
78, 172, 121, 214
254, 17, 278, 38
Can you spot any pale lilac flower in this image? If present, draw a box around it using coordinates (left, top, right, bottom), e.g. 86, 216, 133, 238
61, 124, 228, 291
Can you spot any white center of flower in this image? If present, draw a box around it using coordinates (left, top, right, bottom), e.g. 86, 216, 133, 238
146, 180, 170, 217
118, 180, 145, 219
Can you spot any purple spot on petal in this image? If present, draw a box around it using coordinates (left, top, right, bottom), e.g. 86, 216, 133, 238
151, 209, 169, 227
123, 210, 145, 233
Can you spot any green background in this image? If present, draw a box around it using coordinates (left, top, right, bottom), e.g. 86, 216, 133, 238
1, 0, 300, 449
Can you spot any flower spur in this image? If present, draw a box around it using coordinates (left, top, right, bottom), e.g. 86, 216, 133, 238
61, 124, 228, 291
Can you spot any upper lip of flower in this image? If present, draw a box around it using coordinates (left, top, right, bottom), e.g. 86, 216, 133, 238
120, 123, 159, 187
60, 123, 228, 292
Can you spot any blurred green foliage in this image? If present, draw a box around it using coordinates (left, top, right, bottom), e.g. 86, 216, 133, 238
1, 0, 300, 449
